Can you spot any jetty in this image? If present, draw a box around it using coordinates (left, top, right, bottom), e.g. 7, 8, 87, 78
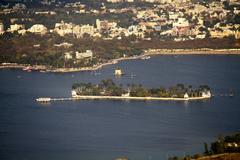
36, 97, 77, 102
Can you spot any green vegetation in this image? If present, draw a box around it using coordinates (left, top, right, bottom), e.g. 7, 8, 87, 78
0, 32, 238, 69
0, 33, 142, 68
168, 133, 240, 160
72, 79, 210, 98
211, 133, 240, 154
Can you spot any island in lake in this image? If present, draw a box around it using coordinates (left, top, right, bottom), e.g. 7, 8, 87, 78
71, 79, 211, 101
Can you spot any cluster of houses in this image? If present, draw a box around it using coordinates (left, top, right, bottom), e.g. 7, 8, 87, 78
184, 90, 211, 99
0, 0, 239, 41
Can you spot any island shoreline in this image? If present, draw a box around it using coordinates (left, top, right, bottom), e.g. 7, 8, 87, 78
37, 95, 211, 102
72, 95, 210, 101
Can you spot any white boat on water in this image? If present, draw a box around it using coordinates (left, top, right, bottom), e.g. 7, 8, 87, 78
114, 68, 124, 76
141, 56, 151, 60
23, 66, 32, 72
36, 97, 51, 102
39, 70, 47, 73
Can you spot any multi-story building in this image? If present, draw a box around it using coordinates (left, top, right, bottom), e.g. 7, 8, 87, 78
76, 50, 93, 60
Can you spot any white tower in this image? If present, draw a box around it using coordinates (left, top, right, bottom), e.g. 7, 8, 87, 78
0, 21, 4, 35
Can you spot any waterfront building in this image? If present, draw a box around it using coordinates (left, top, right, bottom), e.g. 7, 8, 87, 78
121, 90, 130, 97
72, 90, 77, 97
202, 91, 211, 98
184, 93, 189, 99
76, 50, 93, 60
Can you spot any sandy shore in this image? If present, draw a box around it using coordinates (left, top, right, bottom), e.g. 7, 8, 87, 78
144, 48, 240, 55
1, 48, 240, 73
71, 95, 210, 101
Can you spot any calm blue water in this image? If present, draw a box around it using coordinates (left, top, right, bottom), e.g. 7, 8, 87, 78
0, 55, 240, 160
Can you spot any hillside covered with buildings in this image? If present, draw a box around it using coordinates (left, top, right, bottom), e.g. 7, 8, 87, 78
0, 0, 239, 68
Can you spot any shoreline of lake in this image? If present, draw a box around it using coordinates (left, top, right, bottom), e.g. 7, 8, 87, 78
1, 48, 240, 73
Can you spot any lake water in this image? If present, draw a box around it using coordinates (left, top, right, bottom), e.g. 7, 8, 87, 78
0, 55, 240, 160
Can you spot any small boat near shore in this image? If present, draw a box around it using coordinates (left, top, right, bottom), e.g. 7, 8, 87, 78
39, 70, 47, 73
22, 66, 32, 72
141, 56, 151, 60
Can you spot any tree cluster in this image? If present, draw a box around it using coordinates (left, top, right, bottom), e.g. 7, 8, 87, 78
72, 79, 210, 98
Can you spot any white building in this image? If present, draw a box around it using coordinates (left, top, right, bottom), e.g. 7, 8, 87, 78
28, 24, 47, 35
127, 25, 146, 38
73, 24, 95, 38
107, 0, 122, 3
64, 52, 73, 60
54, 21, 73, 36
184, 93, 189, 99
96, 19, 117, 32
0, 22, 4, 35
72, 90, 77, 97
196, 33, 206, 39
35, 11, 56, 15
202, 91, 211, 98
173, 18, 189, 28
121, 91, 130, 97
54, 42, 73, 48
8, 24, 25, 32
76, 50, 93, 59
169, 13, 179, 20
173, 18, 190, 36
